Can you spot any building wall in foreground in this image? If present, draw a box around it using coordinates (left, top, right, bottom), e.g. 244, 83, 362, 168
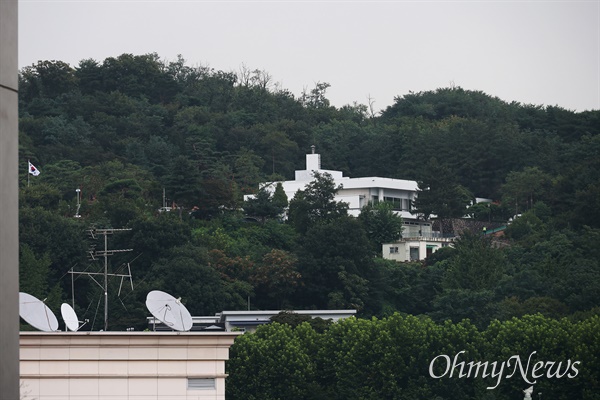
0, 0, 20, 398
20, 331, 240, 400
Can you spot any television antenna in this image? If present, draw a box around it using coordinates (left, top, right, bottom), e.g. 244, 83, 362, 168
19, 292, 59, 332
68, 227, 133, 331
145, 290, 193, 332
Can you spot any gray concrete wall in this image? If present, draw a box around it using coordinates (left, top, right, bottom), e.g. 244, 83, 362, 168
0, 0, 20, 398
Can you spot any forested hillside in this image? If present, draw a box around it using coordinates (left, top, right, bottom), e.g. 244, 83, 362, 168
18, 53, 600, 331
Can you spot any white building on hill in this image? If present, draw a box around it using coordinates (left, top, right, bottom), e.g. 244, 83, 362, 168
248, 146, 458, 262
254, 146, 420, 221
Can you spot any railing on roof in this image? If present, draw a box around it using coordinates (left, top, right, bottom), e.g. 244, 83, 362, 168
401, 232, 456, 240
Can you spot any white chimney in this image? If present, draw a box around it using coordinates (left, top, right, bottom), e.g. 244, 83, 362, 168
306, 146, 321, 171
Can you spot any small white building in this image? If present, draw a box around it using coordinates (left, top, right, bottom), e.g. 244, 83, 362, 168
217, 310, 356, 333
383, 237, 454, 262
382, 220, 455, 262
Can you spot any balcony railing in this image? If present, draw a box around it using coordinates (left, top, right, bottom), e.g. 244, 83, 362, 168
401, 232, 456, 240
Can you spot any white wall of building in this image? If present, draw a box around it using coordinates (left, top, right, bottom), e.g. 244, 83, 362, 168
383, 237, 454, 262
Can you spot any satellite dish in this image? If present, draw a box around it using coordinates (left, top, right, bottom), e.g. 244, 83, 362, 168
19, 292, 59, 332
60, 303, 80, 331
145, 290, 193, 332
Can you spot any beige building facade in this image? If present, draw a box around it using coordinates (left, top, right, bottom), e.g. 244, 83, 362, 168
20, 331, 240, 400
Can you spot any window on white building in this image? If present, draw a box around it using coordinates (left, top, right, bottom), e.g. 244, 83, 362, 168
389, 247, 399, 254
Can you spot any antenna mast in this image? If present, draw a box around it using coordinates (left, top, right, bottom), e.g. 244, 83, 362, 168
69, 227, 133, 331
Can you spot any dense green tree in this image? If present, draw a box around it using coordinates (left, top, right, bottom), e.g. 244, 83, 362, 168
148, 244, 251, 316
412, 158, 473, 234
270, 311, 332, 332
501, 166, 552, 216
358, 201, 403, 253
164, 155, 202, 208
19, 206, 88, 282
19, 244, 52, 298
258, 124, 302, 177
100, 53, 178, 103
227, 313, 599, 400
20, 183, 62, 211
227, 322, 322, 400
20, 60, 77, 101
378, 259, 444, 316
125, 214, 192, 278
296, 216, 377, 311
429, 232, 508, 326
288, 172, 348, 234
442, 232, 507, 291
272, 182, 288, 209
243, 186, 285, 222
250, 251, 301, 309
233, 148, 265, 194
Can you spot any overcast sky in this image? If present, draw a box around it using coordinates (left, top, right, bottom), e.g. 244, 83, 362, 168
19, 0, 600, 112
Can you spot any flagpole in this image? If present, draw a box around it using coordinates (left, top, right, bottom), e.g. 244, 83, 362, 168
27, 159, 30, 187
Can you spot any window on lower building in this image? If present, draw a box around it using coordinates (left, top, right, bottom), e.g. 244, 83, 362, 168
409, 247, 419, 261
389, 246, 399, 254
188, 378, 216, 390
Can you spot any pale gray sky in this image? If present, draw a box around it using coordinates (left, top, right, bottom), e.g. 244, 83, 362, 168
19, 0, 600, 112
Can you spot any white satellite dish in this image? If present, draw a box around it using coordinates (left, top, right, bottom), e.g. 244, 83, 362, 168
145, 290, 193, 332
19, 292, 59, 332
60, 303, 80, 331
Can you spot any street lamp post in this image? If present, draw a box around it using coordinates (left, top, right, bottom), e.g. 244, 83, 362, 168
75, 188, 81, 218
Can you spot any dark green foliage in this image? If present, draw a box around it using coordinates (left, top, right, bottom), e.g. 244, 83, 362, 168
271, 182, 288, 209
227, 314, 600, 400
270, 311, 332, 333
227, 322, 322, 400
412, 157, 473, 231
16, 53, 600, 337
19, 206, 88, 282
148, 244, 251, 316
295, 216, 377, 311
442, 232, 507, 291
358, 201, 403, 253
243, 186, 285, 222
288, 171, 348, 234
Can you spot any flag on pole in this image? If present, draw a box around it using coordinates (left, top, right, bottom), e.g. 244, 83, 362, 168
28, 161, 40, 176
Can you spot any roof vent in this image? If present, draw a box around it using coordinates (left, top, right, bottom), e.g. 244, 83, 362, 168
188, 378, 215, 390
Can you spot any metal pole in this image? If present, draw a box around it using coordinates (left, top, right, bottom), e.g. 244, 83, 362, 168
71, 267, 75, 308
104, 232, 108, 331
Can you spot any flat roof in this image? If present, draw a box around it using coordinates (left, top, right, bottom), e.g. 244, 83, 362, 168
19, 331, 241, 337
218, 310, 356, 316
